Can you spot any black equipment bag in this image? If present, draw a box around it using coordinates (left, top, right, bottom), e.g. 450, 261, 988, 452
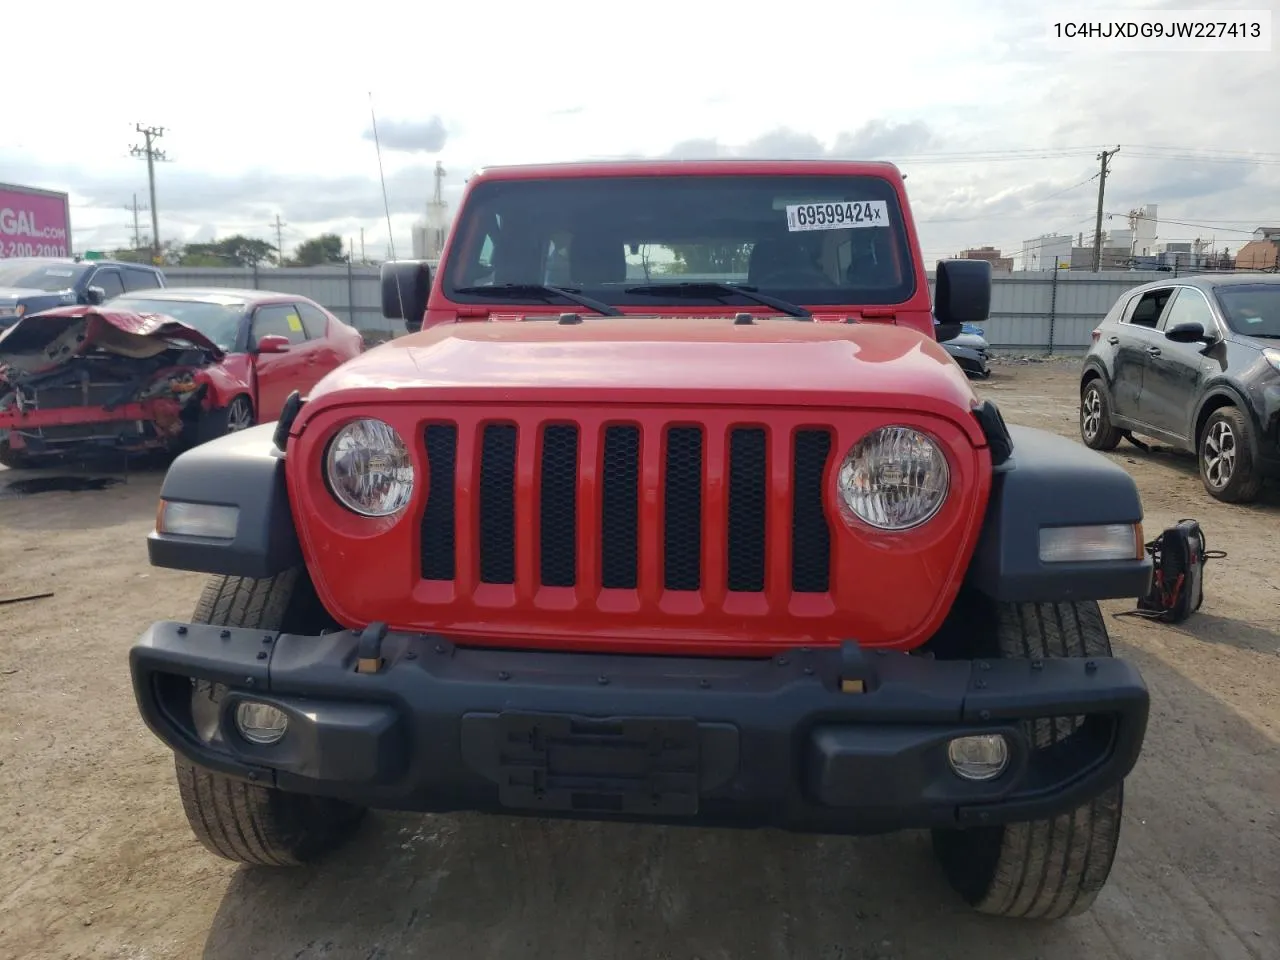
1130, 519, 1226, 623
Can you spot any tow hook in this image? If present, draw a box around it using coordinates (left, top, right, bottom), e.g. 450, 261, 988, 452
839, 639, 877, 694
356, 621, 388, 674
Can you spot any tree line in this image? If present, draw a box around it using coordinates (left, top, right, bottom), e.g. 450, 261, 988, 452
110, 233, 359, 268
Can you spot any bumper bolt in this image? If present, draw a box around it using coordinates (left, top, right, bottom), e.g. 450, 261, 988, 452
262, 635, 272, 644
975, 678, 987, 689
244, 677, 255, 687
978, 660, 990, 670
699, 679, 710, 689
220, 629, 231, 639
1031, 659, 1044, 670
597, 675, 610, 685
498, 671, 509, 681
775, 656, 789, 666
979, 709, 991, 721
256, 652, 267, 661
435, 644, 445, 654
176, 626, 187, 636
247, 771, 259, 782
1086, 660, 1097, 673
803, 666, 814, 675
405, 651, 418, 661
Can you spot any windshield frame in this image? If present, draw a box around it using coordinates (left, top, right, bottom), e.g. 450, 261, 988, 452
1211, 282, 1280, 340
440, 173, 920, 311
0, 260, 87, 292
106, 296, 250, 352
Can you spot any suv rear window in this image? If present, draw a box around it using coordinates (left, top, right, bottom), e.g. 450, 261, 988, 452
443, 174, 916, 308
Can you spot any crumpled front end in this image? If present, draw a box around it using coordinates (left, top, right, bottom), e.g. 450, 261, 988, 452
0, 306, 224, 461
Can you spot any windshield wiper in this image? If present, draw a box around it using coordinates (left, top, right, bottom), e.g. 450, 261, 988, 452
623, 281, 811, 318
451, 283, 623, 317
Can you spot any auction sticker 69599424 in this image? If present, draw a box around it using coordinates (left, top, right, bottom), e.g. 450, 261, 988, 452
785, 200, 889, 232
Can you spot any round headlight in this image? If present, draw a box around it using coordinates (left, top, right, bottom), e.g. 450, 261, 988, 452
837, 426, 949, 530
325, 418, 415, 517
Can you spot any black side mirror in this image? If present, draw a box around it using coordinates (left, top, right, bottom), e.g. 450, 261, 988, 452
380, 260, 433, 333
1165, 320, 1216, 345
85, 285, 106, 305
933, 258, 991, 342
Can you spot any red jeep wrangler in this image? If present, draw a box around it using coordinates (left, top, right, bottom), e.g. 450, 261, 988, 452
130, 160, 1152, 919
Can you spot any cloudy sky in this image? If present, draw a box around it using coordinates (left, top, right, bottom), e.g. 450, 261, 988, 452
4, 0, 1277, 265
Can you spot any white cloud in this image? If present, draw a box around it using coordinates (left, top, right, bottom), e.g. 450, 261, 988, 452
4, 0, 1277, 262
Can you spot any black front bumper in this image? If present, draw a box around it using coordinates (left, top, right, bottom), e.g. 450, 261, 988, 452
130, 623, 1149, 835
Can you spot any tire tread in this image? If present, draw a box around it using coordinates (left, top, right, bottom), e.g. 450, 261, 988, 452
933, 599, 1125, 920
173, 570, 363, 867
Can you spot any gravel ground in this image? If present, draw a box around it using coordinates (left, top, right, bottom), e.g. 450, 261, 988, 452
1, 363, 1276, 960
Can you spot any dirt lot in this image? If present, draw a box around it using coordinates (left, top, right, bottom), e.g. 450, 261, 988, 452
1, 361, 1277, 960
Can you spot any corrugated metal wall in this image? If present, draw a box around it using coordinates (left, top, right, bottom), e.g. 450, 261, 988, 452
159, 266, 1253, 353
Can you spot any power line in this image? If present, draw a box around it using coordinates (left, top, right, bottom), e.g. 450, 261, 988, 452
129, 124, 170, 262
917, 173, 1100, 224
1106, 212, 1260, 236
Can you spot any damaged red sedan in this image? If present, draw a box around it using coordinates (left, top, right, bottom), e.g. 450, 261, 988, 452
0, 288, 363, 468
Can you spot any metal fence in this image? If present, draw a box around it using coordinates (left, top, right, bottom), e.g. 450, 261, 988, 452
160, 265, 1267, 353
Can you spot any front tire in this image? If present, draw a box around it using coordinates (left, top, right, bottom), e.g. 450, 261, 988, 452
195, 393, 255, 447
931, 600, 1126, 919
1080, 380, 1122, 451
174, 569, 365, 866
1198, 406, 1263, 503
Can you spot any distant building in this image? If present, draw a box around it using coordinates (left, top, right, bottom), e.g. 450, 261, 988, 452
1070, 245, 1131, 271
958, 245, 1014, 272
1020, 234, 1072, 270
1236, 227, 1280, 270
1126, 204, 1158, 257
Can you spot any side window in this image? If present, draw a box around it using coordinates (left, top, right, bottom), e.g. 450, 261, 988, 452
1158, 287, 1215, 332
90, 268, 125, 300
253, 304, 308, 345
1127, 288, 1173, 329
122, 267, 162, 292
477, 235, 494, 273
296, 302, 330, 339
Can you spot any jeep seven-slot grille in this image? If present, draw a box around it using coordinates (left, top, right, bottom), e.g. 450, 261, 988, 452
419, 421, 834, 596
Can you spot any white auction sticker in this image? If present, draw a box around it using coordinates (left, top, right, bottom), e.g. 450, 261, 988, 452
785, 201, 889, 232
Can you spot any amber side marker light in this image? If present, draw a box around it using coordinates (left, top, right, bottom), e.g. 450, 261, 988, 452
1038, 523, 1145, 563
154, 499, 240, 540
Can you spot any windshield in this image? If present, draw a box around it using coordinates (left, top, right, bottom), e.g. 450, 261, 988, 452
443, 174, 916, 309
0, 261, 85, 292
1214, 284, 1280, 339
109, 297, 246, 351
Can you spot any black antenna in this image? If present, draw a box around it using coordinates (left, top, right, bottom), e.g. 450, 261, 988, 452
369, 91, 406, 322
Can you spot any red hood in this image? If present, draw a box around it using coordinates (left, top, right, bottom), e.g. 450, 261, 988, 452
0, 305, 223, 375
301, 315, 984, 437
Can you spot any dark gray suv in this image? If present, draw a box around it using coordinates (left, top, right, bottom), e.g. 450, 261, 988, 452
1078, 273, 1280, 503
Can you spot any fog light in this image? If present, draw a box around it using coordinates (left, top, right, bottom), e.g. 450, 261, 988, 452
1038, 523, 1142, 563
234, 701, 289, 745
948, 734, 1009, 781
156, 500, 239, 540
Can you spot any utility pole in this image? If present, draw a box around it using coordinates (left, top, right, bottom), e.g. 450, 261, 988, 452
360, 227, 366, 264
271, 214, 287, 265
129, 124, 169, 263
1092, 145, 1120, 272
122, 194, 149, 250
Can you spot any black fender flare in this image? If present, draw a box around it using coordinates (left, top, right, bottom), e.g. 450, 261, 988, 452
964, 424, 1153, 603
147, 423, 302, 579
